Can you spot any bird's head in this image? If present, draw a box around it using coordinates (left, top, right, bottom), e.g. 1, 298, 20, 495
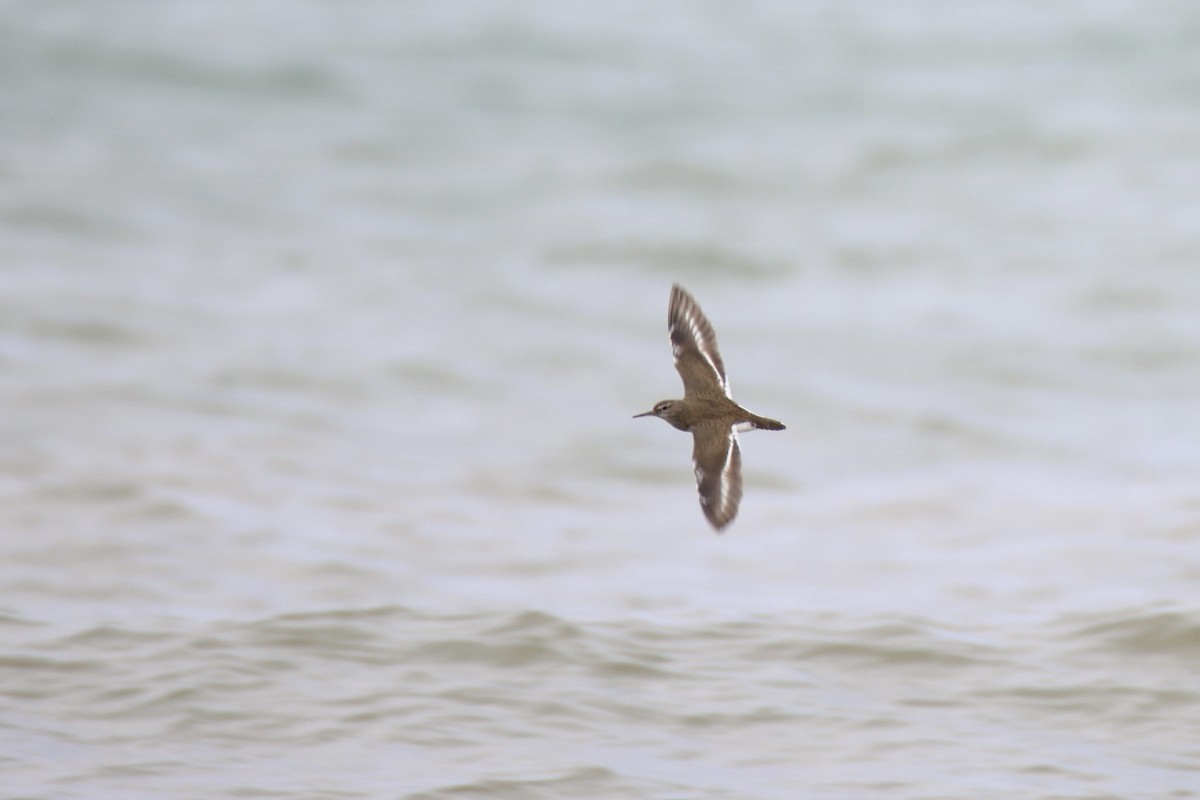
633, 400, 689, 431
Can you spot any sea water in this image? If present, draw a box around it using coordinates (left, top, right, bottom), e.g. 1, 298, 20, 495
2, 2, 1199, 797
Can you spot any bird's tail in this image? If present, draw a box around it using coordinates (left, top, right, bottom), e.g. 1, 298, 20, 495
745, 413, 785, 431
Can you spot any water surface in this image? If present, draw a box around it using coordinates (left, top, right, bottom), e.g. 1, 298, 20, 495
2, 2, 1199, 797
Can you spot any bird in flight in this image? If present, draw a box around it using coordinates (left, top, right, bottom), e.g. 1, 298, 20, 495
634, 284, 785, 530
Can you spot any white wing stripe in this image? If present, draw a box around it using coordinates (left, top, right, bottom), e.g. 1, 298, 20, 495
716, 429, 738, 516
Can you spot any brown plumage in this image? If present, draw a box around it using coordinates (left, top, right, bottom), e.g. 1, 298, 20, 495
634, 284, 785, 530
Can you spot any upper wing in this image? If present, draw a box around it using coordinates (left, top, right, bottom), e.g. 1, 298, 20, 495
691, 423, 742, 530
669, 284, 730, 399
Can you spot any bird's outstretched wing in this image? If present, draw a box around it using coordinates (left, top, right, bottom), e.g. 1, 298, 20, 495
669, 284, 730, 399
691, 422, 742, 530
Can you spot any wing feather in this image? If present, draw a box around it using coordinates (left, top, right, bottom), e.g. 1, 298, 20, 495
691, 423, 742, 530
669, 284, 730, 399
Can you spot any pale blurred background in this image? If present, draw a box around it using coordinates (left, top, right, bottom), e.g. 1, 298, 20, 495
2, 2, 1199, 798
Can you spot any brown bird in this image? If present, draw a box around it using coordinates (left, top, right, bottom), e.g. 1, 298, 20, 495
634, 284, 785, 530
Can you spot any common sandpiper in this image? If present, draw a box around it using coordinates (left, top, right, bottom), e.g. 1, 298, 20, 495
634, 284, 785, 530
